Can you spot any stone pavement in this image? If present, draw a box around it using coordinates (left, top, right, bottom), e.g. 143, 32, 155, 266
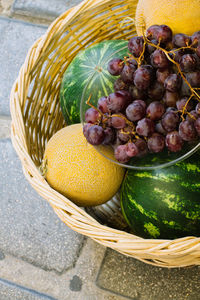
0, 0, 200, 299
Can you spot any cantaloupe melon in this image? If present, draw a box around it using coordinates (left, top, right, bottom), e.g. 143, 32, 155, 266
42, 124, 125, 206
135, 0, 200, 36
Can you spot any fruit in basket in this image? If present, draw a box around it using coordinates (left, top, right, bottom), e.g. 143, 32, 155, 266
83, 24, 200, 164
42, 124, 125, 206
60, 40, 128, 125
135, 0, 200, 36
120, 152, 200, 239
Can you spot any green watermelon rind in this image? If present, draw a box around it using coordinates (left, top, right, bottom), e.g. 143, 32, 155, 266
120, 153, 200, 240
60, 40, 129, 125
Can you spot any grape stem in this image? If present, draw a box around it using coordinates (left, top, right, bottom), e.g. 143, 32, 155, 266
170, 46, 196, 53
111, 113, 134, 128
120, 128, 140, 142
86, 94, 103, 116
181, 94, 193, 118
186, 111, 197, 121
126, 40, 147, 67
138, 40, 146, 67
120, 128, 136, 136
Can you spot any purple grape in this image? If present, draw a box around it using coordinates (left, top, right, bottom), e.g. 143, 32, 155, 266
173, 33, 191, 47
136, 118, 155, 137
181, 80, 191, 96
121, 63, 136, 83
186, 110, 198, 122
146, 101, 165, 120
129, 85, 145, 99
161, 111, 179, 132
97, 96, 109, 113
107, 91, 131, 112
111, 114, 127, 129
186, 71, 200, 87
121, 90, 133, 101
156, 68, 172, 84
163, 91, 179, 107
148, 81, 165, 100
107, 58, 124, 75
196, 103, 200, 114
155, 122, 167, 135
176, 97, 193, 111
85, 108, 101, 124
114, 144, 130, 163
146, 25, 160, 40
166, 131, 184, 152
147, 25, 172, 43
196, 45, 200, 58
194, 53, 200, 69
135, 139, 148, 157
126, 101, 146, 122
134, 65, 154, 90
166, 107, 178, 113
179, 120, 197, 141
128, 58, 138, 66
194, 118, 200, 135
146, 39, 158, 54
164, 74, 181, 92
126, 142, 139, 157
83, 123, 93, 138
134, 99, 147, 109
117, 126, 133, 143
103, 127, 115, 145
157, 25, 173, 43
180, 54, 197, 72
151, 49, 169, 69
191, 31, 200, 47
114, 78, 129, 91
128, 36, 144, 57
147, 133, 165, 153
86, 125, 105, 145
102, 113, 112, 127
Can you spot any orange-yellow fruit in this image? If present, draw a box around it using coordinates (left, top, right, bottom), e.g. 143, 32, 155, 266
43, 124, 125, 207
135, 0, 200, 36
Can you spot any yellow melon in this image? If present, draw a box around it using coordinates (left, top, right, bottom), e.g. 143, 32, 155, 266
42, 123, 125, 206
135, 0, 200, 36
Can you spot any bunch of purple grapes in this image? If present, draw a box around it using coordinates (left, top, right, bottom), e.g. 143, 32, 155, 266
83, 24, 200, 164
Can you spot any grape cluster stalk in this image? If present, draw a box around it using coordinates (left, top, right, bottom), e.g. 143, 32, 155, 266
83, 25, 200, 164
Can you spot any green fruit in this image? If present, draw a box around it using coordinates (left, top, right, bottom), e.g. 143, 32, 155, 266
60, 40, 128, 125
120, 152, 200, 239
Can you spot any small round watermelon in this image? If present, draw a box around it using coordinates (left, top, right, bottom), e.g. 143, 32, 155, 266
60, 40, 128, 125
120, 152, 200, 239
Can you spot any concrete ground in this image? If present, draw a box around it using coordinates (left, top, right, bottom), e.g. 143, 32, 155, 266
0, 0, 199, 299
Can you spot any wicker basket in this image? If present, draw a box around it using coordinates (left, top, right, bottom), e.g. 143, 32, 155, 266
10, 0, 200, 268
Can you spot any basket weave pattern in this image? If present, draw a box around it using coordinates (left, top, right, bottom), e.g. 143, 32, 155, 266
10, 0, 200, 268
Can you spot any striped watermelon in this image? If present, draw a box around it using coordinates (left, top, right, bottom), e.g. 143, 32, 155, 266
120, 152, 200, 239
60, 40, 128, 125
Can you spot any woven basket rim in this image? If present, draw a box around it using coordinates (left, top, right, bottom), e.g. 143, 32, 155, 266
10, 0, 200, 268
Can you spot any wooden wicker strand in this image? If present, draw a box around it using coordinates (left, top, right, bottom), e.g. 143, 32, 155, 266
10, 0, 200, 268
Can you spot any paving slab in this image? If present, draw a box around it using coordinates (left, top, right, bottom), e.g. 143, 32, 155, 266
0, 278, 56, 300
97, 249, 200, 300
0, 138, 84, 273
0, 116, 11, 138
0, 17, 47, 115
12, 0, 83, 21
1, 0, 14, 13
0, 240, 125, 300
